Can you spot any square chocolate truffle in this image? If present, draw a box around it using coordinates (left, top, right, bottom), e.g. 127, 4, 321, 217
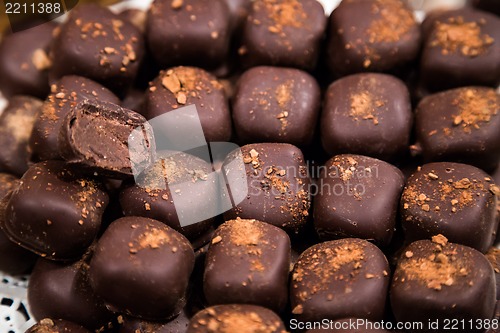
239, 0, 327, 71
420, 9, 500, 91
49, 4, 144, 96
0, 22, 56, 99
232, 66, 320, 146
203, 218, 291, 312
222, 143, 311, 233
290, 238, 390, 322
401, 162, 498, 253
326, 0, 421, 76
391, 236, 496, 332
320, 73, 413, 161
413, 87, 500, 171
313, 154, 405, 246
146, 0, 231, 69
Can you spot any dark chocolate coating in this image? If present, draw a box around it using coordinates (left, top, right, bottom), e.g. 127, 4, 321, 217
58, 100, 155, 178
89, 217, 195, 320
486, 247, 500, 300
186, 304, 287, 333
400, 162, 498, 253
239, 0, 327, 71
390, 237, 496, 332
313, 154, 405, 246
118, 312, 191, 333
119, 9, 147, 33
420, 9, 500, 91
28, 258, 114, 331
414, 86, 500, 171
0, 96, 42, 176
203, 218, 291, 312
26, 319, 91, 333
146, 0, 231, 69
145, 67, 231, 142
306, 318, 391, 332
2, 161, 109, 260
224, 0, 252, 31
222, 143, 311, 233
119, 151, 215, 243
232, 66, 321, 146
0, 22, 56, 98
326, 0, 421, 76
290, 238, 390, 322
121, 88, 146, 115
471, 0, 500, 16
29, 75, 119, 161
321, 73, 413, 161
49, 4, 144, 96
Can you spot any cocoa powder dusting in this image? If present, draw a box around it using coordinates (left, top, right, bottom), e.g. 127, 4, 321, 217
129, 227, 170, 253
367, 0, 416, 43
349, 92, 382, 125
261, 0, 307, 35
199, 310, 281, 333
451, 88, 498, 133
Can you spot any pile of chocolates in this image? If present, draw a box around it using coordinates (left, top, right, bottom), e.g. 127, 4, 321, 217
0, 0, 499, 332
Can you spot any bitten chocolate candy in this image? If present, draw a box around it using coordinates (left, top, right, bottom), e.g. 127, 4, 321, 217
50, 4, 144, 95
0, 96, 42, 176
326, 0, 421, 76
147, 0, 231, 69
232, 66, 320, 145
204, 218, 291, 312
413, 87, 500, 171
306, 318, 391, 332
2, 161, 109, 260
321, 73, 413, 161
486, 247, 500, 299
239, 0, 326, 70
420, 9, 500, 91
401, 162, 498, 253
290, 238, 390, 322
89, 217, 195, 320
186, 304, 287, 333
119, 151, 215, 244
223, 143, 311, 233
314, 154, 405, 246
145, 66, 231, 142
29, 76, 119, 161
58, 100, 155, 178
28, 258, 114, 331
390, 236, 496, 332
26, 319, 91, 333
0, 22, 56, 98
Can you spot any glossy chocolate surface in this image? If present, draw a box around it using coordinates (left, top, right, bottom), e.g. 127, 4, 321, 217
26, 319, 92, 333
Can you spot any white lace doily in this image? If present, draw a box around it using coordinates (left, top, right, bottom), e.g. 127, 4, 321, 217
0, 274, 35, 333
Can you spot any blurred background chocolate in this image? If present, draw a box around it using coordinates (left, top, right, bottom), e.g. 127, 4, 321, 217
0, 22, 56, 99
486, 247, 500, 299
232, 66, 321, 146
326, 0, 421, 76
0, 96, 42, 176
470, 0, 500, 15
239, 0, 326, 70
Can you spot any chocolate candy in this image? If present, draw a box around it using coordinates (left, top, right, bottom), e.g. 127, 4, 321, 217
121, 88, 146, 115
420, 9, 500, 91
232, 66, 321, 146
390, 236, 496, 331
145, 66, 231, 142
0, 96, 42, 175
50, 4, 144, 96
146, 0, 231, 69
26, 319, 91, 333
29, 75, 119, 161
413, 87, 500, 171
118, 312, 191, 333
321, 73, 413, 161
314, 154, 405, 246
186, 304, 287, 333
290, 238, 390, 322
239, 0, 326, 70
401, 162, 498, 253
486, 247, 500, 300
326, 0, 421, 76
119, 151, 215, 243
28, 258, 114, 331
203, 218, 291, 312
305, 318, 391, 333
2, 161, 109, 260
89, 216, 195, 320
225, 0, 252, 31
0, 22, 56, 98
222, 143, 311, 233
58, 100, 155, 178
119, 9, 147, 33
